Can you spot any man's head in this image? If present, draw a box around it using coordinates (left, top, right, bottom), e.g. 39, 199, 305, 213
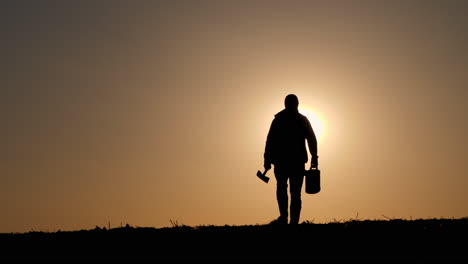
284, 94, 299, 110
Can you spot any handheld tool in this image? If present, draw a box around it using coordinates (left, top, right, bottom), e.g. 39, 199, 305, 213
256, 169, 270, 183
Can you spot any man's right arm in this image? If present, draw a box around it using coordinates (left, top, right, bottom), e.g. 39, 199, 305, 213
304, 117, 318, 168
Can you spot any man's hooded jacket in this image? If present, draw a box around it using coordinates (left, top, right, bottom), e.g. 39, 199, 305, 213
264, 108, 317, 166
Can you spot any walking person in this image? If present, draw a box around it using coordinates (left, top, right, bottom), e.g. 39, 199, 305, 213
264, 94, 318, 225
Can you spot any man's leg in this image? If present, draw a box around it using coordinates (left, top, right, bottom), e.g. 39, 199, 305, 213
289, 163, 305, 225
274, 166, 288, 223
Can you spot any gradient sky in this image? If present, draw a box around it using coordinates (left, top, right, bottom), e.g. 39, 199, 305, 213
2, 0, 468, 233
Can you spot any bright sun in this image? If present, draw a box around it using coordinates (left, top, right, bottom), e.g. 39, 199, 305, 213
299, 106, 325, 142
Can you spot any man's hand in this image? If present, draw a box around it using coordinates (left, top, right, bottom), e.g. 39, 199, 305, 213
311, 156, 318, 169
264, 162, 272, 171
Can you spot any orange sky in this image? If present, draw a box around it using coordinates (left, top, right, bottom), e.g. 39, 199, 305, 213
2, 0, 468, 233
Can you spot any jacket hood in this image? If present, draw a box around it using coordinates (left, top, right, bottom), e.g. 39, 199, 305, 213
275, 108, 299, 118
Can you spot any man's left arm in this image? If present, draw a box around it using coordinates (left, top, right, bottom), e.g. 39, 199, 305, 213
264, 118, 277, 171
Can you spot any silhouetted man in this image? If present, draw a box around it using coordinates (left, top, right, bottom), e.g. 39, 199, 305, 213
264, 94, 318, 225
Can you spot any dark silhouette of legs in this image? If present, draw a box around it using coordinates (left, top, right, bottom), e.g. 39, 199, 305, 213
274, 163, 305, 225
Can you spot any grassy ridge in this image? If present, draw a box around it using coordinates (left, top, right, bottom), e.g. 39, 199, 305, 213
1, 218, 467, 261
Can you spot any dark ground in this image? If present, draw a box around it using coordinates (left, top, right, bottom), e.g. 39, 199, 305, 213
1, 218, 467, 262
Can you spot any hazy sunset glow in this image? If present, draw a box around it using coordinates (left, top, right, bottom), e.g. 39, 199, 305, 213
299, 106, 325, 143
2, 0, 467, 233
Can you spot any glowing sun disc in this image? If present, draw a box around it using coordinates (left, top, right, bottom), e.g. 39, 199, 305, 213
299, 107, 325, 142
